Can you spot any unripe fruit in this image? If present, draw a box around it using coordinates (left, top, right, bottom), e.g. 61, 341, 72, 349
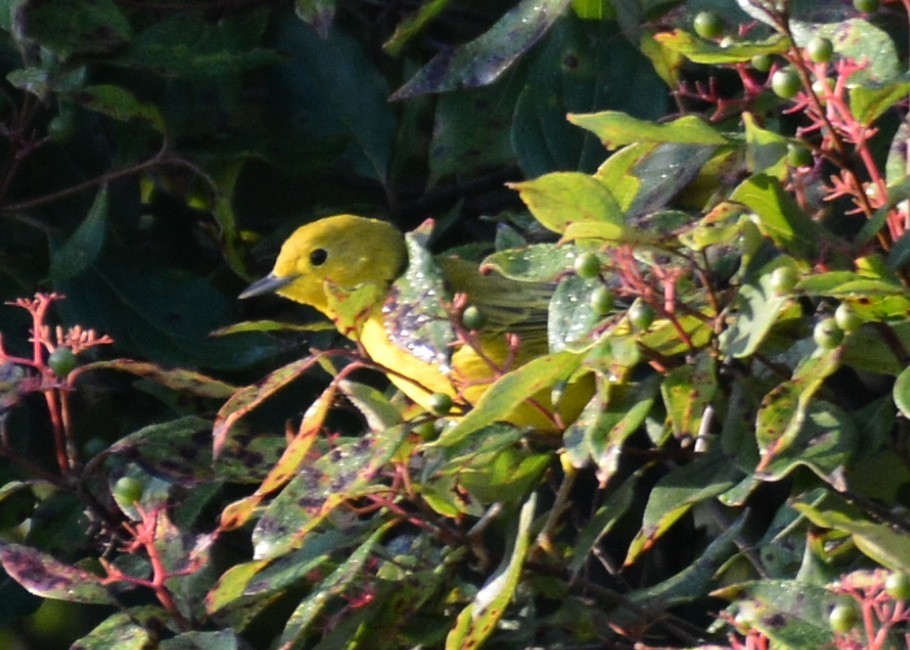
693, 11, 723, 39
853, 0, 879, 12
47, 348, 77, 376
814, 318, 844, 349
113, 476, 144, 505
807, 36, 834, 63
751, 54, 773, 72
786, 143, 813, 168
47, 114, 75, 143
834, 303, 862, 333
461, 305, 486, 330
413, 421, 436, 440
590, 285, 615, 315
628, 301, 655, 330
771, 69, 801, 99
574, 252, 601, 279
428, 392, 454, 416
829, 603, 857, 633
885, 572, 910, 600
769, 266, 799, 295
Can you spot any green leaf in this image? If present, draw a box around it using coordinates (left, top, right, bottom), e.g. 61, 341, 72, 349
275, 524, 391, 647
548, 274, 605, 352
481, 244, 578, 282
429, 74, 523, 184
295, 0, 335, 37
434, 351, 584, 447
743, 112, 788, 178
660, 351, 717, 439
624, 449, 741, 565
842, 321, 910, 375
23, 0, 130, 60
623, 144, 721, 218
760, 400, 857, 489
893, 365, 910, 419
391, 0, 571, 99
795, 499, 910, 574
512, 16, 666, 177
159, 631, 248, 650
563, 375, 660, 478
797, 271, 906, 297
509, 171, 624, 233
626, 512, 746, 612
383, 0, 452, 56
50, 188, 109, 280
852, 76, 910, 125
755, 349, 842, 466
802, 19, 900, 85
74, 606, 166, 650
206, 529, 349, 619
446, 493, 536, 649
731, 174, 825, 259
712, 580, 841, 647
267, 18, 395, 181
567, 112, 729, 148
653, 30, 787, 64
73, 85, 166, 132
719, 258, 797, 358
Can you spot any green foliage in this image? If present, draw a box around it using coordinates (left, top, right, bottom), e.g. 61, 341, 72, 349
3, 1, 910, 648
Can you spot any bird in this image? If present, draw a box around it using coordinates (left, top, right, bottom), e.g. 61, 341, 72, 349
240, 214, 593, 431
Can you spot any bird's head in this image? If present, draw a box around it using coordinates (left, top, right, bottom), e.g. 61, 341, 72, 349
240, 214, 407, 316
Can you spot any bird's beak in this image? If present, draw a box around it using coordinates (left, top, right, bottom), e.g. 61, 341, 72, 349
239, 273, 297, 299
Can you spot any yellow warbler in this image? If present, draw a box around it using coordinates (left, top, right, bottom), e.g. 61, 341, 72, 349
241, 214, 592, 430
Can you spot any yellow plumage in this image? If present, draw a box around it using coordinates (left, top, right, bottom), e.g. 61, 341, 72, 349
241, 214, 591, 430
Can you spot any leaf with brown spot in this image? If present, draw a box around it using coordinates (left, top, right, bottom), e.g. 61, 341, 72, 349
0, 542, 115, 604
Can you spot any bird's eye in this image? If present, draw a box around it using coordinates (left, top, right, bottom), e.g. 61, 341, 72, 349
310, 248, 328, 266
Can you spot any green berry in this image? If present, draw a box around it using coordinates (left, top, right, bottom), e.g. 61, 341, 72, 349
413, 421, 437, 440
693, 11, 723, 39
751, 54, 773, 72
461, 305, 486, 330
47, 348, 77, 376
807, 36, 834, 63
769, 266, 799, 295
628, 301, 656, 330
47, 114, 74, 143
834, 303, 862, 333
853, 0, 879, 12
829, 603, 858, 633
113, 476, 144, 506
81, 437, 107, 458
428, 392, 454, 416
885, 572, 910, 600
574, 252, 602, 279
771, 69, 801, 99
786, 143, 813, 168
590, 285, 615, 315
814, 318, 844, 349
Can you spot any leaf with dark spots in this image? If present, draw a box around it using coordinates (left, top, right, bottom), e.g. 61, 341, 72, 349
213, 353, 324, 457
73, 359, 237, 399
0, 542, 115, 604
756, 348, 841, 470
384, 222, 454, 371
712, 580, 841, 646
391, 0, 570, 99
